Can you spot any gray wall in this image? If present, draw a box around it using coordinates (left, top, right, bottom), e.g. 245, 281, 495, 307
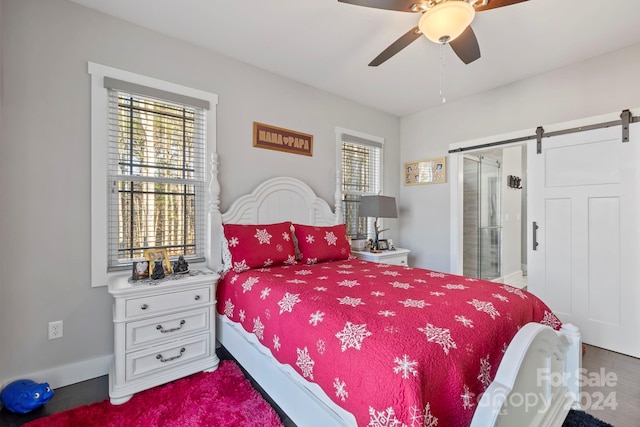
400, 43, 640, 272
0, 0, 400, 385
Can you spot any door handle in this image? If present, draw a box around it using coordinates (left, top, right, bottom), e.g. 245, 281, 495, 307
532, 222, 539, 251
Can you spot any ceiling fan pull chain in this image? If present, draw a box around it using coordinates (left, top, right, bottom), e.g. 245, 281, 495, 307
439, 42, 447, 104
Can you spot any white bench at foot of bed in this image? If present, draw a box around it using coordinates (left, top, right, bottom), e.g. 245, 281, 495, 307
471, 323, 582, 427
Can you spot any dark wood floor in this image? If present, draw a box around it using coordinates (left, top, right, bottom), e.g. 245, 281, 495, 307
1, 345, 637, 426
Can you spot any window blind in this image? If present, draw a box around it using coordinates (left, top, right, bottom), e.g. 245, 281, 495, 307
106, 89, 207, 271
340, 133, 382, 239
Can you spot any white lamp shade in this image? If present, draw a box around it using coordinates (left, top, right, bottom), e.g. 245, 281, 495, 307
418, 1, 475, 44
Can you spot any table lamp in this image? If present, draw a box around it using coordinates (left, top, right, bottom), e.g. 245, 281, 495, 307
358, 195, 398, 250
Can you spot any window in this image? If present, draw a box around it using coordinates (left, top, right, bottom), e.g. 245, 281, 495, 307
337, 129, 384, 239
90, 63, 218, 287
107, 89, 205, 268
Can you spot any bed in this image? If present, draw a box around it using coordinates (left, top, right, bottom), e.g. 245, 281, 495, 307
212, 176, 582, 427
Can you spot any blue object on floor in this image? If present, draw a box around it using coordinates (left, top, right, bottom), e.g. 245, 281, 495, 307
0, 379, 54, 414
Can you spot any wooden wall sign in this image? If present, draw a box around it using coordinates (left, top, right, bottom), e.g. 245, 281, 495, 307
253, 122, 313, 156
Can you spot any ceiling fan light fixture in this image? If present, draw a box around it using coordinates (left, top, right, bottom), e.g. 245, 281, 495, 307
418, 1, 475, 44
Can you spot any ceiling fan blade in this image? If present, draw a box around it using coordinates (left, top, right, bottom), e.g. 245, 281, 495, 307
368, 26, 422, 67
338, 0, 422, 13
449, 26, 481, 64
474, 0, 528, 12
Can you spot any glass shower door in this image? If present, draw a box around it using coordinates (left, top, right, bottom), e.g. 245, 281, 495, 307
478, 157, 501, 280
463, 156, 501, 280
463, 158, 479, 278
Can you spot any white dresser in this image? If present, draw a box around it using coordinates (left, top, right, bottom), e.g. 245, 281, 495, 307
352, 248, 410, 266
108, 269, 220, 404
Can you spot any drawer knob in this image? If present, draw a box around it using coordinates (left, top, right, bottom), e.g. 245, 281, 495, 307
140, 304, 149, 310
156, 320, 186, 334
194, 295, 201, 301
156, 347, 186, 363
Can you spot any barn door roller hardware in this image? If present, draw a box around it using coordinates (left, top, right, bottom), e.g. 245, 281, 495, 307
621, 109, 631, 143
536, 127, 544, 154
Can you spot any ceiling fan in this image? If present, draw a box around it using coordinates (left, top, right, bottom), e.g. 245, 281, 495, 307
338, 0, 528, 66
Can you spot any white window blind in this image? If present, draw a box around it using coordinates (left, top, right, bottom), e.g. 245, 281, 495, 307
340, 133, 382, 238
106, 87, 206, 271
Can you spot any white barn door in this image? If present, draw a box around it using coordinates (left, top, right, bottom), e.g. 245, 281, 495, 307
528, 123, 640, 358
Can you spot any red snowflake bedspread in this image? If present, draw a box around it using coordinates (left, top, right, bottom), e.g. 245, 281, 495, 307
216, 258, 561, 427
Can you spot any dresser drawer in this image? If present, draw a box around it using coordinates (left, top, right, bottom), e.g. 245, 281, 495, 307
126, 307, 210, 349
126, 334, 210, 381
125, 286, 210, 318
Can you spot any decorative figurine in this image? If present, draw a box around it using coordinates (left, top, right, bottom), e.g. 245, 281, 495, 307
173, 255, 189, 274
151, 259, 165, 280
0, 379, 54, 414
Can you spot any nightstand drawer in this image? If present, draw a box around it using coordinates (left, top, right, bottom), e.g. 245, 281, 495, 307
126, 307, 210, 349
383, 254, 408, 266
352, 248, 410, 266
126, 334, 210, 381
125, 286, 210, 318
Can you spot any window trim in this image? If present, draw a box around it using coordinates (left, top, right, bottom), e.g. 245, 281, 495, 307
335, 126, 385, 239
89, 62, 218, 287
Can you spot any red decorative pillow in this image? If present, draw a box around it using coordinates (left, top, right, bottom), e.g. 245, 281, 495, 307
293, 223, 351, 264
223, 222, 297, 272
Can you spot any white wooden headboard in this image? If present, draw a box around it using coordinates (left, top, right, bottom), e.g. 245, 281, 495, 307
221, 177, 339, 226
209, 175, 341, 272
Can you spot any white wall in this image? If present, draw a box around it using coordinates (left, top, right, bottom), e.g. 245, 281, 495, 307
0, 0, 400, 386
500, 146, 522, 278
400, 42, 640, 272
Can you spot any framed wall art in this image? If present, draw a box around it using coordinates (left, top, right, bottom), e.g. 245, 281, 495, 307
404, 156, 446, 185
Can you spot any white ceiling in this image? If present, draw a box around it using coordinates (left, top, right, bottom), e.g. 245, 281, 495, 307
69, 0, 640, 117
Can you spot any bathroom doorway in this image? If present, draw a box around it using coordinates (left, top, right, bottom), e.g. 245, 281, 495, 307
452, 144, 527, 288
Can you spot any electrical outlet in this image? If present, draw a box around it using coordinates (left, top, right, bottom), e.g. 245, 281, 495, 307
48, 320, 63, 340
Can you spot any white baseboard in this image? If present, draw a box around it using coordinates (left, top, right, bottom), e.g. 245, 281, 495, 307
1, 354, 112, 392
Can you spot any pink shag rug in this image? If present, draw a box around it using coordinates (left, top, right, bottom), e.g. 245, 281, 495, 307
25, 360, 284, 427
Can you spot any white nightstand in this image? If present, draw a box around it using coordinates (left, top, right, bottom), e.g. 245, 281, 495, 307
108, 268, 220, 404
352, 248, 410, 266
